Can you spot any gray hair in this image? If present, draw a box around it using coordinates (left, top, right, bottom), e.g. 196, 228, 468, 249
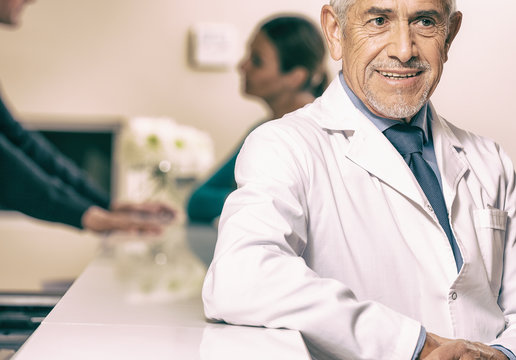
329, 0, 457, 28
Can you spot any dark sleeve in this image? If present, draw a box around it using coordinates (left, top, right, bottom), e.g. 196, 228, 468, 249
186, 149, 239, 223
0, 133, 94, 228
0, 96, 110, 209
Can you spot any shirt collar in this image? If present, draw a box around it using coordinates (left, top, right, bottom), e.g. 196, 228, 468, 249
338, 71, 431, 144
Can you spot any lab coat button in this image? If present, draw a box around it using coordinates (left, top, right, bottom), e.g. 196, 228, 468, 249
426, 203, 434, 213
451, 292, 458, 300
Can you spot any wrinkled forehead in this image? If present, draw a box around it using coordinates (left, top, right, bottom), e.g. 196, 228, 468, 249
354, 0, 448, 15
356, 0, 448, 10
332, 0, 455, 20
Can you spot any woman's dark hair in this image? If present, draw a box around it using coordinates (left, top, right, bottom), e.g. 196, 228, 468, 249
260, 15, 329, 97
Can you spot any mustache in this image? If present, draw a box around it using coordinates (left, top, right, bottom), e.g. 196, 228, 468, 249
370, 59, 430, 71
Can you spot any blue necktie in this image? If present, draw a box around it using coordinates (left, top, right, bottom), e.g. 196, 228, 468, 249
383, 124, 463, 272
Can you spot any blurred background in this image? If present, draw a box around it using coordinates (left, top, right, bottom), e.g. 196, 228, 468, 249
0, 0, 515, 291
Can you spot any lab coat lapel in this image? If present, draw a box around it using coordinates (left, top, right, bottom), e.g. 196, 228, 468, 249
429, 104, 469, 208
346, 116, 425, 206
316, 77, 425, 206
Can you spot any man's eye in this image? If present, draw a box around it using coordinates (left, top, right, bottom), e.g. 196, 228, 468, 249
373, 17, 386, 26
418, 18, 435, 27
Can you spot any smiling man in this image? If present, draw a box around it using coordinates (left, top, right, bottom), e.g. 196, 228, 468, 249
202, 1, 516, 359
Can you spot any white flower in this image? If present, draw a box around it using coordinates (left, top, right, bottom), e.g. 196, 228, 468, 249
119, 116, 214, 178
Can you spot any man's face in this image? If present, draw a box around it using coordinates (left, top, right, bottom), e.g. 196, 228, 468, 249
328, 0, 461, 121
0, 0, 34, 26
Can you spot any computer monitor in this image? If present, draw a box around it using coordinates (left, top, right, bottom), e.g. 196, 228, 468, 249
21, 116, 122, 199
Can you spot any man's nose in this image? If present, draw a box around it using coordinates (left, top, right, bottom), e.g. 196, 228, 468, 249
386, 23, 417, 63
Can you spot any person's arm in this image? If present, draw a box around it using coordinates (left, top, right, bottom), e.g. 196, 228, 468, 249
0, 132, 93, 228
187, 150, 238, 223
202, 125, 422, 359
0, 133, 174, 234
0, 96, 110, 208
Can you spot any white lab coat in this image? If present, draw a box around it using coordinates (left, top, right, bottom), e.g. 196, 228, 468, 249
202, 77, 516, 360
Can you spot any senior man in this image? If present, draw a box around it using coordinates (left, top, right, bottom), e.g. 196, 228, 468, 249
202, 0, 516, 359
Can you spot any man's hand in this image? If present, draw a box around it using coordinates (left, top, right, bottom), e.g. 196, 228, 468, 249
81, 202, 177, 235
420, 332, 451, 358
420, 333, 508, 360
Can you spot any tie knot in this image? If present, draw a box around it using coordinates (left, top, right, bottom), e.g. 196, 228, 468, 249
383, 124, 424, 156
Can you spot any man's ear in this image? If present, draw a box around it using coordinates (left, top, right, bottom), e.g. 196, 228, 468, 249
444, 11, 462, 62
321, 5, 344, 61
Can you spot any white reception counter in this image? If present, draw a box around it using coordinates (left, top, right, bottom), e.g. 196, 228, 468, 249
12, 224, 311, 359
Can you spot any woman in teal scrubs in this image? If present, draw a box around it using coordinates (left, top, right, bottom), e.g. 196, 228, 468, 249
187, 15, 328, 223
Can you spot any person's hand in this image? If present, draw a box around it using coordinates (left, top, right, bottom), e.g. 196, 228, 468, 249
81, 203, 176, 235
424, 341, 508, 360
110, 201, 177, 224
421, 333, 508, 360
420, 332, 451, 358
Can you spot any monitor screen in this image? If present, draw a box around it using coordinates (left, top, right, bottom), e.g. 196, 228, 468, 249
37, 129, 114, 196
22, 117, 121, 199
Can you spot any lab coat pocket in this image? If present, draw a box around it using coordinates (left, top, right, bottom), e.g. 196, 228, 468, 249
474, 208, 508, 297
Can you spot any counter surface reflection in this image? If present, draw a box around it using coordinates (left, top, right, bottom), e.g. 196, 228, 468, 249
12, 224, 310, 360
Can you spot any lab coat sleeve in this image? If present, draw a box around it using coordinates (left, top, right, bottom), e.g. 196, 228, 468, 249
202, 124, 422, 360
488, 145, 516, 352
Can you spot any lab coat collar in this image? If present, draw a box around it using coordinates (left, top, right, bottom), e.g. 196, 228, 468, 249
312, 75, 468, 209
312, 76, 425, 206
312, 76, 363, 133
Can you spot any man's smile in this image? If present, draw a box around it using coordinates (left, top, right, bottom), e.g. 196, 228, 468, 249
377, 70, 423, 79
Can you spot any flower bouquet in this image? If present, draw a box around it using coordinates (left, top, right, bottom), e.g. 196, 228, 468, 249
118, 116, 214, 204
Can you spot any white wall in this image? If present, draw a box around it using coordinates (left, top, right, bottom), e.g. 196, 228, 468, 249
431, 1, 516, 158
